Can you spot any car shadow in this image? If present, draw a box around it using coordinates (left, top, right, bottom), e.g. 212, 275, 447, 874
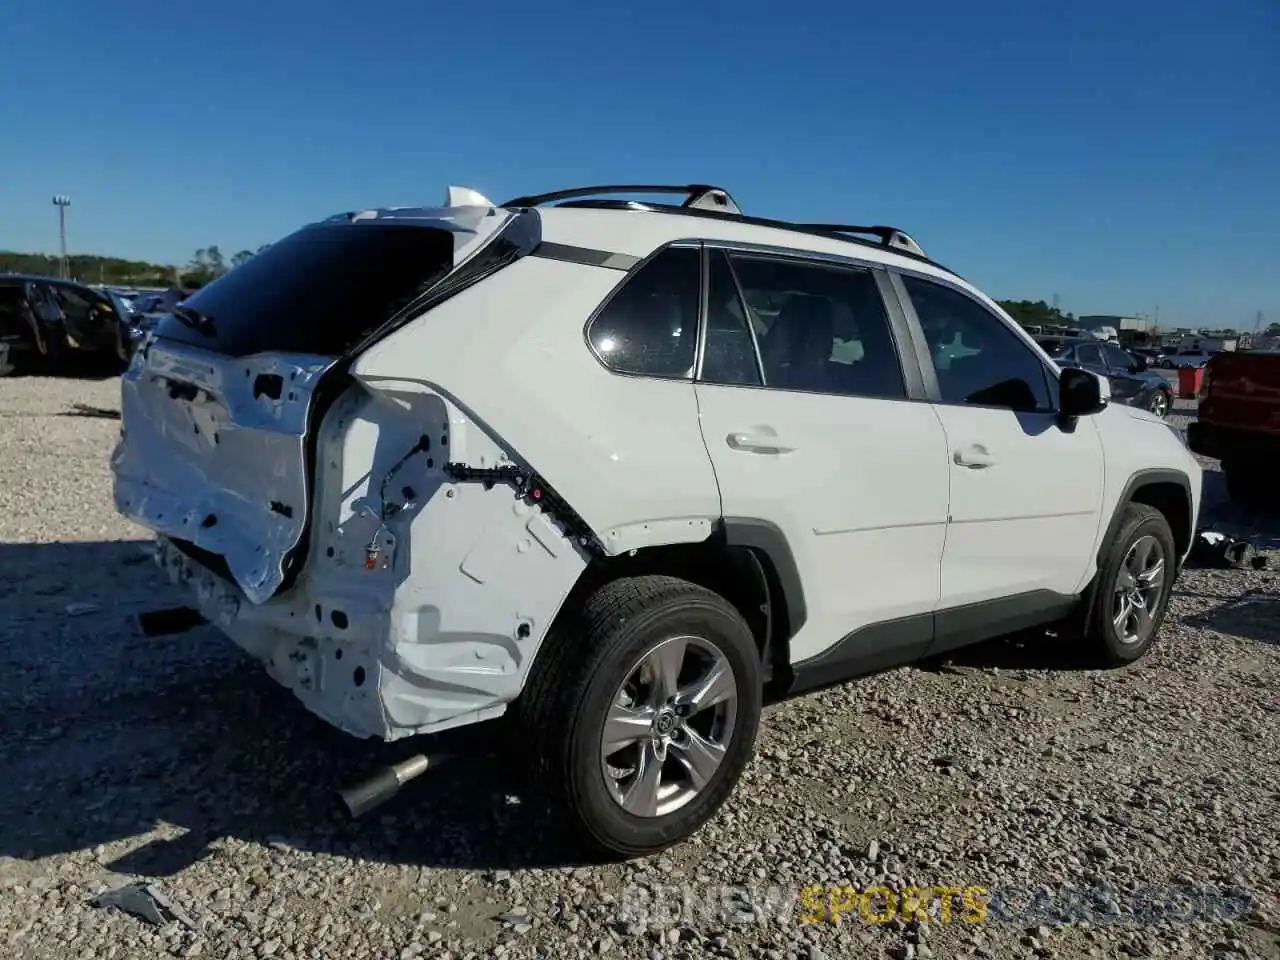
1181, 588, 1280, 648
0, 540, 603, 879
917, 626, 1101, 674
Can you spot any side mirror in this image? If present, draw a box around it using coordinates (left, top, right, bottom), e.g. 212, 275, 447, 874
1130, 354, 1148, 372
1059, 367, 1108, 419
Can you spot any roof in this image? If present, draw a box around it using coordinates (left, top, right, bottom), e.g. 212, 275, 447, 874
321, 183, 964, 283
533, 204, 965, 287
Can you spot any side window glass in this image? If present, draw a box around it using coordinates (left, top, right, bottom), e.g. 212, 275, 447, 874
587, 245, 700, 378
700, 250, 763, 386
725, 254, 907, 399
1076, 343, 1103, 368
1102, 343, 1133, 371
902, 275, 1053, 412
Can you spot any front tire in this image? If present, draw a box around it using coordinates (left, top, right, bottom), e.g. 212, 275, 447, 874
519, 575, 762, 858
1147, 389, 1171, 417
1083, 503, 1177, 666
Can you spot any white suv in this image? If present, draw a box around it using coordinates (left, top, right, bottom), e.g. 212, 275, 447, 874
112, 184, 1201, 856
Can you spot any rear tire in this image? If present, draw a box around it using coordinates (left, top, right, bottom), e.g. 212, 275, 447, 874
518, 575, 762, 858
1082, 503, 1177, 666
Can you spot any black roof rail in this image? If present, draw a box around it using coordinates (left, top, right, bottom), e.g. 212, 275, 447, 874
503, 184, 741, 215
797, 224, 926, 259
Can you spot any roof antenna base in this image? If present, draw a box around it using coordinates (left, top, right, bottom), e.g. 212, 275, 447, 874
445, 185, 495, 208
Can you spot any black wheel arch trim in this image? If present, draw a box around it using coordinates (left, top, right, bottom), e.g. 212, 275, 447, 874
1099, 468, 1194, 566
720, 517, 807, 640
1077, 468, 1195, 627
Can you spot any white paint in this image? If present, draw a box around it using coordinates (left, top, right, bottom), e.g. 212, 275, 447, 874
114, 193, 1203, 743
695, 384, 950, 663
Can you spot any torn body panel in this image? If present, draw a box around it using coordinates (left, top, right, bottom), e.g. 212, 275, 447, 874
113, 344, 333, 604
112, 205, 522, 607
152, 378, 589, 740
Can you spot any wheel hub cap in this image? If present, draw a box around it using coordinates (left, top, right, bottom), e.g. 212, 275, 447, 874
653, 708, 678, 737
1112, 534, 1167, 646
599, 635, 739, 819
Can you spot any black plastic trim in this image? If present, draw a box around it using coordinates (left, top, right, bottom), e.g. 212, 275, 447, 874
505, 184, 731, 209
531, 242, 640, 271
788, 612, 934, 695
1099, 469, 1194, 565
795, 223, 919, 252
786, 589, 1081, 696
721, 518, 807, 639
930, 590, 1080, 657
532, 199, 957, 274
1071, 467, 1196, 632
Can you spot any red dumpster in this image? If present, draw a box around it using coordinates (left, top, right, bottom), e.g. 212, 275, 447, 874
1177, 366, 1204, 399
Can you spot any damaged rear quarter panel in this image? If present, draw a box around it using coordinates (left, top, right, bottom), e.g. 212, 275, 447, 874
112, 343, 334, 604
299, 376, 592, 736
350, 253, 723, 553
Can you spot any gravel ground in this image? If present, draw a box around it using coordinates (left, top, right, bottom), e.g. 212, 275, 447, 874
1, 374, 1277, 960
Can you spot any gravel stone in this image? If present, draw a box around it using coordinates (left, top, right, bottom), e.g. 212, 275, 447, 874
0, 376, 1276, 960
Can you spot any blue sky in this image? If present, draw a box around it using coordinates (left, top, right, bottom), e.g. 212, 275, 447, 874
1, 0, 1275, 328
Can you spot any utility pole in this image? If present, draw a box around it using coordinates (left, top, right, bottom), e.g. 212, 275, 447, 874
52, 195, 71, 279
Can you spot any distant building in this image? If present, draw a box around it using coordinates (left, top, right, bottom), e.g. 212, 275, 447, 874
1077, 315, 1155, 334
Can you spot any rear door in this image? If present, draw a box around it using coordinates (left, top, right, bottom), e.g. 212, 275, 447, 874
893, 272, 1106, 651
112, 206, 522, 605
694, 246, 950, 672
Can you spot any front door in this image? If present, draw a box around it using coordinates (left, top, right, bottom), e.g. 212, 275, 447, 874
694, 247, 950, 674
896, 274, 1106, 651
1099, 341, 1149, 405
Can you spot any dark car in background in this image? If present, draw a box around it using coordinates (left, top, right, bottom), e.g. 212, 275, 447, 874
0, 275, 134, 375
1036, 335, 1174, 417
1130, 345, 1167, 367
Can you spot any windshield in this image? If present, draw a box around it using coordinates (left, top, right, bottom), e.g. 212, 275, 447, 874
152, 222, 456, 357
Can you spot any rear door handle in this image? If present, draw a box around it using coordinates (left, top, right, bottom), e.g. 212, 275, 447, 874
727, 432, 795, 454
953, 444, 995, 468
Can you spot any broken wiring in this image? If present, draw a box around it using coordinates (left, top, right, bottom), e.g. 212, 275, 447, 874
443, 461, 603, 555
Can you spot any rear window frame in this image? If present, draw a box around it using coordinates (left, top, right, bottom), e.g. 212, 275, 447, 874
150, 211, 542, 360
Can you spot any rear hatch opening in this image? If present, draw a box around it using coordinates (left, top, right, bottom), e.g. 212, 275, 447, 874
112, 201, 540, 604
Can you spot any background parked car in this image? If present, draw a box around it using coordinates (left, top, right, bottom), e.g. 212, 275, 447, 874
1163, 348, 1213, 370
1130, 345, 1167, 366
0, 275, 134, 374
1036, 335, 1174, 416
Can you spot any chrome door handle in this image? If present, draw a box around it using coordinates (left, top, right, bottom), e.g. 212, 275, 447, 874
727, 432, 795, 454
953, 444, 995, 468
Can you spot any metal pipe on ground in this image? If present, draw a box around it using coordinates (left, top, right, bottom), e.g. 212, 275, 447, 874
339, 754, 444, 818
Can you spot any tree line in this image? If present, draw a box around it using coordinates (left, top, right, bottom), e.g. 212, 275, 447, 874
996, 299, 1075, 329
0, 244, 269, 288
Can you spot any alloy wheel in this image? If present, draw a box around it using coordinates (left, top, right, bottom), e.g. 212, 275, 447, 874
1112, 535, 1166, 646
600, 635, 738, 818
